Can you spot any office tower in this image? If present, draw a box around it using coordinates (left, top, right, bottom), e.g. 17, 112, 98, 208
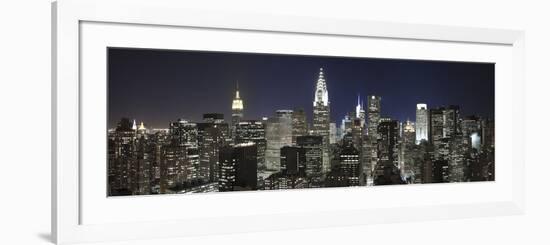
169, 119, 198, 147
108, 118, 137, 196
355, 94, 366, 128
265, 110, 293, 171
377, 119, 400, 167
291, 108, 307, 145
311, 68, 331, 173
429, 106, 464, 182
280, 146, 306, 176
231, 82, 244, 141
367, 95, 381, 138
160, 139, 186, 194
218, 143, 258, 191
342, 144, 361, 186
203, 113, 225, 124
462, 115, 483, 150
429, 107, 445, 145
430, 106, 461, 153
169, 119, 199, 182
151, 131, 168, 191
402, 120, 416, 146
482, 119, 495, 149
448, 136, 466, 182
365, 95, 381, 184
443, 105, 460, 138
330, 122, 337, 144
415, 103, 429, 144
350, 118, 364, 150
398, 120, 416, 180
133, 136, 153, 195
296, 135, 324, 187
341, 114, 352, 136
235, 120, 267, 170
337, 144, 361, 186
197, 120, 229, 182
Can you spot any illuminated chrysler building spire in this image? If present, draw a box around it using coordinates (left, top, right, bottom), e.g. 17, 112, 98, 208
313, 68, 329, 107
312, 68, 331, 174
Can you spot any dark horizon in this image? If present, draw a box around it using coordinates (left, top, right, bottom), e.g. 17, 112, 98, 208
108, 47, 494, 129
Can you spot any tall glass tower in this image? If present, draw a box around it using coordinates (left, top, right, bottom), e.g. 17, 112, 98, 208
415, 103, 429, 144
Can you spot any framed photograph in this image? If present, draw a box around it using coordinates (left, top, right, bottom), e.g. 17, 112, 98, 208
52, 0, 525, 244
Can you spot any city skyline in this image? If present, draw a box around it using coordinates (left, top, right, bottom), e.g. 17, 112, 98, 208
108, 48, 494, 129
107, 47, 495, 196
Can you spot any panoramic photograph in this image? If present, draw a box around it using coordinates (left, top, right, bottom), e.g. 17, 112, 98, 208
107, 48, 495, 196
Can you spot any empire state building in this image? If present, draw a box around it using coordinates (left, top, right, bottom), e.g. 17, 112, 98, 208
231, 82, 244, 141
312, 68, 331, 173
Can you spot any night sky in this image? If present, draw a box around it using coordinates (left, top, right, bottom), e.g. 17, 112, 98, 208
108, 48, 494, 129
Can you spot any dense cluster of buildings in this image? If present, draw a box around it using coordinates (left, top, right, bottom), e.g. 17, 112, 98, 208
108, 68, 495, 196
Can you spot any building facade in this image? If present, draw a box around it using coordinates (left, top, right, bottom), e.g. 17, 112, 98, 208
312, 68, 331, 173
235, 120, 267, 170
218, 143, 258, 191
415, 103, 429, 144
231, 82, 244, 142
265, 110, 293, 171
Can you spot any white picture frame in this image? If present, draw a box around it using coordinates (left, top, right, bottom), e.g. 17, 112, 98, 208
52, 0, 525, 244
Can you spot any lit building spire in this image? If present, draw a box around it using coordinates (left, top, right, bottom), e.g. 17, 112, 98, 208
132, 119, 137, 130
232, 81, 243, 111
138, 122, 146, 131
356, 94, 362, 117
313, 68, 329, 106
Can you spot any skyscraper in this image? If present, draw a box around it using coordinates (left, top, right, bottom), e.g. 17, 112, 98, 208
311, 68, 331, 173
291, 108, 307, 145
133, 136, 153, 195
482, 119, 495, 149
443, 105, 460, 138
374, 118, 403, 186
235, 120, 267, 170
399, 120, 416, 179
367, 95, 381, 138
280, 146, 306, 176
402, 120, 416, 146
337, 144, 361, 186
429, 107, 445, 146
169, 119, 200, 182
231, 82, 244, 141
265, 110, 293, 171
365, 95, 381, 184
377, 119, 400, 167
108, 118, 137, 195
355, 94, 366, 128
218, 143, 258, 191
415, 103, 429, 144
297, 135, 324, 187
462, 115, 483, 150
197, 114, 229, 182
329, 122, 337, 144
341, 114, 352, 137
